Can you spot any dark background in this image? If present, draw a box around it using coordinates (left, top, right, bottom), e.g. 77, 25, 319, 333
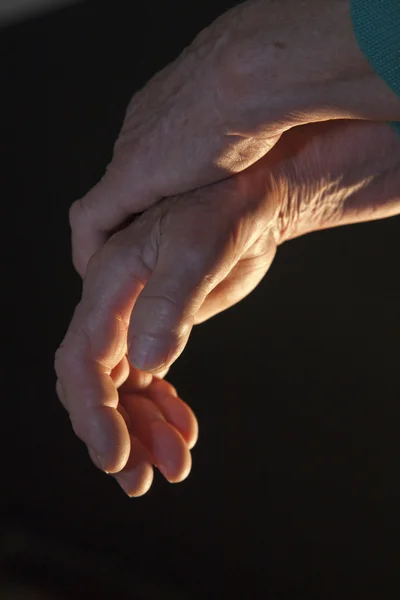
1, 1, 400, 598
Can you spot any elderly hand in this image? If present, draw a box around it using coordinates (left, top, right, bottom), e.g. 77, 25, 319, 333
69, 0, 400, 278
56, 120, 400, 495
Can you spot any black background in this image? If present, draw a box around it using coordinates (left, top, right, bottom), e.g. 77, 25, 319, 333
1, 1, 400, 598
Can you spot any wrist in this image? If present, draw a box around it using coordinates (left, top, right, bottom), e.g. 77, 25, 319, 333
269, 121, 400, 244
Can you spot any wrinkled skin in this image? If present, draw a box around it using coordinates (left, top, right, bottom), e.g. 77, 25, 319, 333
55, 120, 400, 496
69, 0, 400, 278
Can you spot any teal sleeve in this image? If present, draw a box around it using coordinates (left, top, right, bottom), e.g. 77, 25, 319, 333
350, 0, 400, 136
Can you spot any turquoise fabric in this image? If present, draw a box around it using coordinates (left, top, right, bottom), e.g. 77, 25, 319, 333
350, 0, 400, 136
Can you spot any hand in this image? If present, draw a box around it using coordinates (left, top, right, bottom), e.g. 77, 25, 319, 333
56, 361, 198, 496
69, 0, 400, 277
55, 120, 400, 490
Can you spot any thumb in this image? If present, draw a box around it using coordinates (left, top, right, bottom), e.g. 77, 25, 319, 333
127, 204, 236, 374
69, 160, 158, 278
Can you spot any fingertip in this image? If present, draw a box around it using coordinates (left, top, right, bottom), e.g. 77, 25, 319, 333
148, 378, 177, 397
158, 453, 192, 484
69, 198, 107, 279
114, 437, 154, 497
186, 422, 199, 451
128, 334, 171, 373
88, 406, 131, 473
149, 391, 199, 450
151, 421, 192, 484
119, 367, 153, 393
147, 378, 198, 449
115, 463, 154, 498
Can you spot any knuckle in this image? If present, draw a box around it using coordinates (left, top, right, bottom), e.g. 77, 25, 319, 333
90, 229, 151, 287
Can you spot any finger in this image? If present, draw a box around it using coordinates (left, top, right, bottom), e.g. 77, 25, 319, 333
119, 366, 154, 395
127, 197, 238, 374
113, 436, 154, 497
114, 404, 154, 497
147, 378, 198, 450
117, 364, 169, 391
121, 394, 191, 483
117, 403, 132, 430
120, 368, 197, 449
110, 356, 130, 389
155, 366, 170, 379
56, 373, 127, 471
54, 235, 152, 474
69, 162, 157, 277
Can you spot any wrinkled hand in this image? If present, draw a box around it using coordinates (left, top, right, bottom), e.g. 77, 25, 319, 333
55, 120, 400, 495
69, 0, 400, 277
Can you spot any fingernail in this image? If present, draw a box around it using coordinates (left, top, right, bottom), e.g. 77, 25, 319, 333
129, 335, 169, 372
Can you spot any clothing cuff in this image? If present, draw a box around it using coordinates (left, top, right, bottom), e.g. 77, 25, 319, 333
350, 0, 400, 136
